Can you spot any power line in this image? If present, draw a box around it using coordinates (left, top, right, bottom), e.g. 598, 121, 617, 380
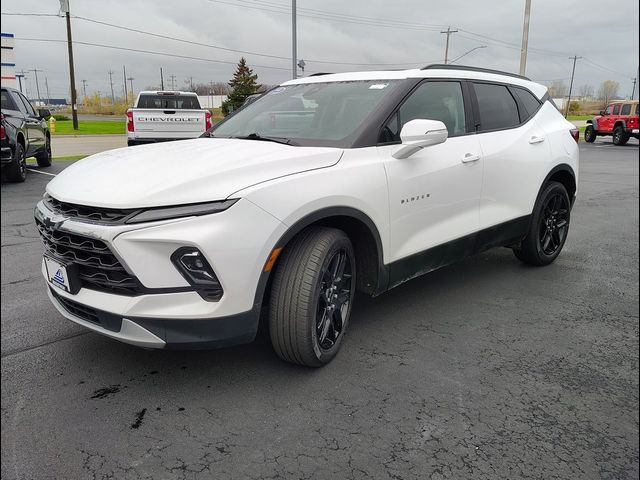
15, 37, 294, 71
70, 14, 427, 66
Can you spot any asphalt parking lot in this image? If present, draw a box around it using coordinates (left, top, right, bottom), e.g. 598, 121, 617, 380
1, 139, 638, 479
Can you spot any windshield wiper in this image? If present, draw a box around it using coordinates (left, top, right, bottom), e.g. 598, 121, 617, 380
233, 132, 297, 146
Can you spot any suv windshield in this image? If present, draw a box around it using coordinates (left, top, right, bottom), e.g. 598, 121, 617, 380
210, 80, 402, 147
137, 94, 200, 109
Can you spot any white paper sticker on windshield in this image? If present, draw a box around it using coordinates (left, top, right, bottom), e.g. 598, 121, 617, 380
369, 84, 388, 89
268, 87, 287, 95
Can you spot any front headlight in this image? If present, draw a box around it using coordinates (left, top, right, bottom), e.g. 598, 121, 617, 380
125, 199, 238, 224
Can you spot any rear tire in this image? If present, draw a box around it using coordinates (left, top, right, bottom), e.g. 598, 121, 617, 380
612, 126, 629, 146
35, 135, 52, 167
269, 227, 356, 367
4, 143, 27, 183
513, 181, 571, 266
584, 125, 596, 143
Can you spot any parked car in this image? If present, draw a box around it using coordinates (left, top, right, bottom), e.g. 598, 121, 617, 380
126, 91, 212, 146
36, 65, 579, 367
1, 87, 52, 182
584, 100, 639, 145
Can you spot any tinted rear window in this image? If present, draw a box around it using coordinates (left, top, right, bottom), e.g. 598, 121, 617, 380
137, 94, 200, 109
1, 90, 18, 110
474, 83, 520, 131
620, 104, 631, 115
512, 87, 541, 121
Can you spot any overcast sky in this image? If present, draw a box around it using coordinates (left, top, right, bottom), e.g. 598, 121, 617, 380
1, 0, 638, 100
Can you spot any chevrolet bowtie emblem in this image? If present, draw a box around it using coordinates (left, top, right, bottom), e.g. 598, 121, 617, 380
43, 214, 66, 230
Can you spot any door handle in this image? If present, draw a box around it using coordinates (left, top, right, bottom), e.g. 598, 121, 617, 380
529, 135, 545, 144
461, 153, 481, 163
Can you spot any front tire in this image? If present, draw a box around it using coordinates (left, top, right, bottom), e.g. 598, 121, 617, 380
35, 135, 52, 167
584, 125, 596, 143
612, 126, 629, 146
269, 227, 356, 367
513, 181, 571, 266
4, 143, 27, 183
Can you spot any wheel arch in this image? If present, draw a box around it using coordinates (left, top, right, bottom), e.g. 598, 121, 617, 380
16, 131, 26, 150
254, 206, 389, 310
540, 164, 577, 207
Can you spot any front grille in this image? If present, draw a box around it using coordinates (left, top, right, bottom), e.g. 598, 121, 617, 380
50, 288, 123, 332
44, 194, 137, 224
37, 218, 142, 295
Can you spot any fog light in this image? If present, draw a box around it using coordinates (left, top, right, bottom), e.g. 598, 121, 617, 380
171, 247, 223, 301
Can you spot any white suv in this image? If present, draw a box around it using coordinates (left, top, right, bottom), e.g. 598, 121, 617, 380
36, 65, 579, 367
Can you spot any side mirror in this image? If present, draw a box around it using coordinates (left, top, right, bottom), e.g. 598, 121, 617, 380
38, 108, 52, 120
599, 110, 605, 116
393, 119, 448, 159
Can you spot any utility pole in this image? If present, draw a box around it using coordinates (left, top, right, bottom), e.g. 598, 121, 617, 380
81, 79, 88, 99
632, 66, 638, 99
565, 55, 582, 118
123, 65, 128, 103
292, 0, 297, 79
29, 69, 43, 103
160, 67, 164, 90
61, 0, 79, 130
440, 27, 458, 65
108, 70, 115, 103
168, 74, 177, 90
16, 71, 26, 93
519, 0, 532, 76
44, 76, 51, 105
127, 77, 135, 96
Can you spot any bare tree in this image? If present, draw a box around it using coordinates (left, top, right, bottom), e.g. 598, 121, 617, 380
597, 80, 620, 106
548, 80, 567, 98
579, 84, 594, 101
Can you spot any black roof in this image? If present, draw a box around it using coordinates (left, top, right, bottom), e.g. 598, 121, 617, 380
421, 64, 531, 81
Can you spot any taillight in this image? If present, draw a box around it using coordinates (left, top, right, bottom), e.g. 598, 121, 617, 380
570, 128, 579, 143
0, 114, 5, 141
205, 110, 212, 130
126, 110, 134, 132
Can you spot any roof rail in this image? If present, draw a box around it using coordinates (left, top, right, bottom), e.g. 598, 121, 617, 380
308, 72, 333, 77
421, 64, 531, 81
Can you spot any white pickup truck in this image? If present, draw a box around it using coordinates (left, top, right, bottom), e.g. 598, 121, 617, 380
126, 91, 212, 146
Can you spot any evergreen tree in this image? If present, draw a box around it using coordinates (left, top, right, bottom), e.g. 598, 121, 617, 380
222, 57, 261, 115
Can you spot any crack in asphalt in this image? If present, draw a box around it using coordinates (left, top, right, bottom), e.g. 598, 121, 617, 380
1, 331, 91, 358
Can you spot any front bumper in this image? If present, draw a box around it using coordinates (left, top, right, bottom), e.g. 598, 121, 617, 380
37, 198, 286, 348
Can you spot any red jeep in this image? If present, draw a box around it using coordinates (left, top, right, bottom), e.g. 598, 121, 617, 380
584, 100, 639, 145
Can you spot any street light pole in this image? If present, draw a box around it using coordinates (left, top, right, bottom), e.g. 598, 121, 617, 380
61, 0, 79, 130
519, 0, 532, 76
29, 69, 43, 103
292, 0, 297, 79
565, 55, 582, 118
449, 46, 487, 64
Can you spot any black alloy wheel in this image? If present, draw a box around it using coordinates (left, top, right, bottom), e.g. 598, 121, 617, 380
316, 249, 353, 351
538, 192, 570, 256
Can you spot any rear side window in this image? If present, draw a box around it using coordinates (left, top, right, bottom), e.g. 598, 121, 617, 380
137, 95, 201, 109
613, 104, 621, 115
512, 87, 541, 121
474, 83, 520, 131
15, 92, 36, 116
636, 104, 639, 115
620, 104, 631, 115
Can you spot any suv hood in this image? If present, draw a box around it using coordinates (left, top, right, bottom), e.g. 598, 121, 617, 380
46, 138, 342, 208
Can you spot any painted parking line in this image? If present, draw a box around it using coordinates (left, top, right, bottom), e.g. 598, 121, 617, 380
26, 168, 57, 177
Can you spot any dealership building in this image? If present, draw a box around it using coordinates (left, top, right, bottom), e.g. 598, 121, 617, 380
1, 33, 18, 90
